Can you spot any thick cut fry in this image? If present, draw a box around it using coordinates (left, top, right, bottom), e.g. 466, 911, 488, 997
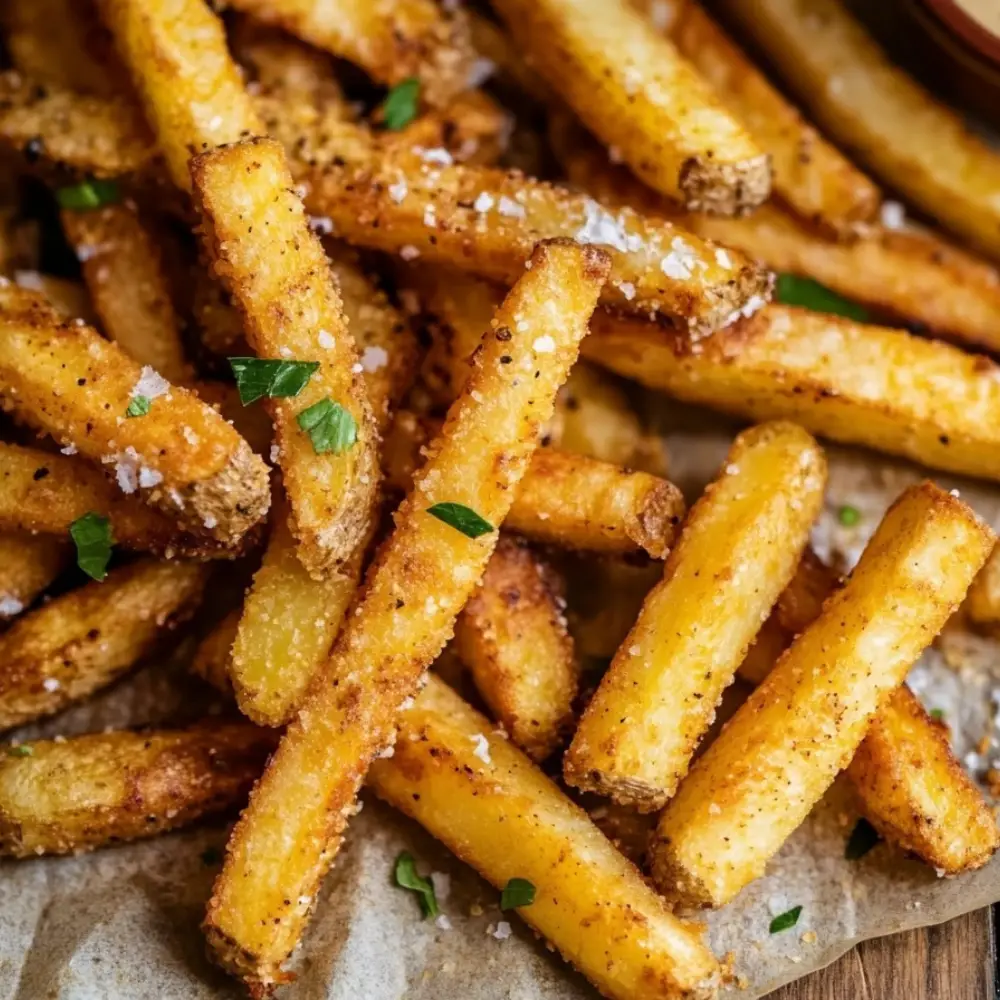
0, 286, 270, 544
492, 0, 768, 214
11, 272, 95, 323
0, 560, 208, 731
651, 483, 993, 907
96, 0, 263, 190
583, 304, 1000, 483
193, 137, 378, 577
564, 422, 825, 810
0, 722, 276, 857
455, 537, 578, 761
192, 610, 240, 694
967, 547, 1000, 632
718, 0, 1000, 260
224, 0, 476, 107
204, 240, 610, 992
0, 532, 68, 618
61, 203, 190, 383
369, 675, 720, 1000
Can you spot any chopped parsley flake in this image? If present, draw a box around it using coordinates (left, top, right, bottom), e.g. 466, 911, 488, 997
500, 878, 536, 910
6, 744, 33, 757
837, 504, 861, 527
394, 851, 439, 918
769, 905, 803, 934
382, 78, 420, 130
56, 178, 120, 211
229, 357, 320, 405
930, 708, 946, 721
126, 396, 151, 418
426, 502, 494, 539
70, 511, 113, 582
775, 274, 869, 322
296, 398, 357, 454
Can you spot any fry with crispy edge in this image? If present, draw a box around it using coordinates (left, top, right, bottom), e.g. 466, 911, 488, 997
718, 0, 1000, 260
739, 548, 1000, 873
203, 240, 610, 991
967, 547, 1000, 632
564, 422, 825, 810
0, 560, 208, 731
651, 483, 993, 907
0, 532, 68, 618
455, 536, 578, 761
0, 285, 270, 545
582, 304, 1000, 483
192, 136, 378, 577
492, 0, 768, 214
369, 674, 720, 1000
0, 721, 277, 857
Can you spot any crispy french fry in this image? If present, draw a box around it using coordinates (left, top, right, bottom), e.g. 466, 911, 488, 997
223, 0, 476, 107
492, 0, 768, 214
0, 531, 68, 618
204, 240, 610, 991
192, 136, 378, 577
369, 675, 721, 1000
61, 203, 191, 383
10, 271, 96, 323
191, 609, 239, 694
564, 422, 826, 810
718, 0, 1000, 260
0, 721, 276, 857
454, 536, 578, 761
0, 560, 208, 731
193, 380, 274, 458
0, 285, 270, 544
967, 547, 1000, 631
96, 0, 263, 191
651, 483, 993, 907
583, 304, 1000, 483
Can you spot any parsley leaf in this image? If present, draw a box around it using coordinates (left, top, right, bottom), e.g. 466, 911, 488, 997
126, 396, 151, 418
426, 502, 494, 539
837, 504, 861, 527
296, 399, 357, 454
845, 818, 881, 861
930, 707, 946, 721
394, 852, 439, 918
56, 178, 120, 211
382, 78, 420, 130
228, 357, 320, 405
775, 274, 869, 322
500, 878, 536, 910
769, 905, 802, 934
70, 511, 113, 582
6, 744, 33, 758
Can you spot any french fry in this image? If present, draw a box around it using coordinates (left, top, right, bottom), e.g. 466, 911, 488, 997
582, 304, 1000, 483
223, 0, 476, 107
61, 203, 191, 383
0, 531, 68, 619
718, 0, 1000, 260
204, 240, 610, 991
454, 536, 578, 761
10, 271, 95, 323
95, 0, 263, 191
369, 675, 721, 1000
192, 136, 379, 577
967, 547, 1000, 632
193, 380, 274, 458
491, 0, 769, 214
466, 10, 550, 104
0, 206, 41, 277
191, 609, 239, 695
0, 560, 208, 731
0, 722, 276, 858
0, 285, 270, 544
650, 483, 993, 907
564, 422, 826, 810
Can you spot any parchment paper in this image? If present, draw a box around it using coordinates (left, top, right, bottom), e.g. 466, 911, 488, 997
4, 397, 1000, 1000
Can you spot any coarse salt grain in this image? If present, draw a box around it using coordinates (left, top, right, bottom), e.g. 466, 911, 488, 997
388, 180, 408, 204
420, 147, 453, 166
474, 192, 495, 213
138, 467, 163, 489
497, 195, 525, 219
42, 677, 60, 692
435, 914, 453, 931
469, 733, 492, 764
491, 921, 512, 940
618, 281, 636, 300
400, 245, 421, 261
60, 443, 78, 456
318, 329, 335, 349
431, 872, 452, 902
879, 201, 906, 231
360, 345, 388, 372
532, 335, 556, 353
0, 596, 24, 616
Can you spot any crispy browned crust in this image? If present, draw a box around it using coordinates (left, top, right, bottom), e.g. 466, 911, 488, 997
679, 151, 772, 216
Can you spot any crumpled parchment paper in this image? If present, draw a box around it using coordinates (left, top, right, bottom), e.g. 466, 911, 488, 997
4, 397, 1000, 1000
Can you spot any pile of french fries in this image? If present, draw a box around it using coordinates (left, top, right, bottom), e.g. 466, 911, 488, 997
3, 0, 1000, 996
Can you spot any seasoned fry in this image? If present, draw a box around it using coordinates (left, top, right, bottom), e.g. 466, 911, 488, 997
651, 483, 993, 907
10, 271, 95, 323
718, 0, 1000, 260
223, 0, 476, 107
0, 722, 276, 858
0, 532, 68, 618
0, 560, 208, 731
967, 547, 1000, 632
204, 240, 610, 991
0, 285, 270, 544
564, 422, 825, 810
582, 304, 1000, 483
193, 137, 378, 576
369, 675, 721, 1000
192, 609, 239, 695
454, 536, 578, 761
61, 203, 190, 383
96, 0, 263, 191
492, 0, 768, 214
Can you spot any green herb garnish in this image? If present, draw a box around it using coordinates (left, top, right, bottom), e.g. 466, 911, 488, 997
228, 357, 320, 405
837, 504, 861, 527
930, 708, 946, 721
56, 178, 120, 211
382, 78, 420, 130
70, 511, 113, 582
500, 878, 536, 910
845, 818, 881, 861
769, 906, 803, 934
775, 274, 869, 322
126, 396, 151, 418
394, 851, 439, 918
296, 398, 357, 454
426, 502, 494, 539
6, 744, 33, 758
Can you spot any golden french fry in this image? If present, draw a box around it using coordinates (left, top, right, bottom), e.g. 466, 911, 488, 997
0, 721, 276, 857
191, 609, 239, 695
204, 240, 610, 992
968, 546, 1000, 632
0, 560, 208, 731
9, 271, 95, 323
455, 536, 578, 761
0, 285, 270, 545
651, 483, 993, 907
0, 531, 68, 619
564, 422, 826, 810
369, 675, 721, 1000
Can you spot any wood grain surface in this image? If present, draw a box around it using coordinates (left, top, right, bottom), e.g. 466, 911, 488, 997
770, 907, 995, 999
